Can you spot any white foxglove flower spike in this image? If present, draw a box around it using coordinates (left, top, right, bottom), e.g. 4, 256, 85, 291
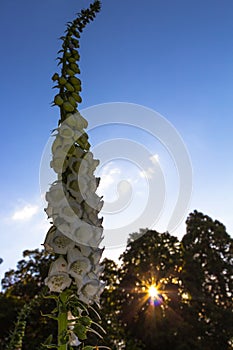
43, 2, 104, 349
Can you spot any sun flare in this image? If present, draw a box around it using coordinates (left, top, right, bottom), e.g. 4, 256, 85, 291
148, 285, 159, 298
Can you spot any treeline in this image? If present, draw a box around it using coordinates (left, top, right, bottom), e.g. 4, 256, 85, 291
0, 210, 232, 349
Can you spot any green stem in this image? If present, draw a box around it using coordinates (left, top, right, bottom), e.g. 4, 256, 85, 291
58, 298, 68, 350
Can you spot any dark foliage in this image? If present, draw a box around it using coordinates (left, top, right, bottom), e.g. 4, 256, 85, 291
0, 211, 232, 349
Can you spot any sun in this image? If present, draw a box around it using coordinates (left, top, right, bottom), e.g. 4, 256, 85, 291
148, 284, 159, 298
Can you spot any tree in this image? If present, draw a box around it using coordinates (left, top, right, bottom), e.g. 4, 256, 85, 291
103, 213, 233, 350
0, 249, 56, 350
181, 210, 233, 349
116, 229, 188, 349
99, 258, 126, 350
1, 212, 232, 349
0, 292, 23, 350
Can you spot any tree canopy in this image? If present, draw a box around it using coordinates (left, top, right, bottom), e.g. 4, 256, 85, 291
0, 211, 232, 350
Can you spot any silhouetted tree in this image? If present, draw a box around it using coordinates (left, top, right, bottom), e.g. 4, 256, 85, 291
181, 211, 233, 349
0, 249, 56, 350
117, 229, 188, 349
1, 212, 232, 350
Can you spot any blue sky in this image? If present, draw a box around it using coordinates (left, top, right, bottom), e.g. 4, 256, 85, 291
0, 0, 233, 279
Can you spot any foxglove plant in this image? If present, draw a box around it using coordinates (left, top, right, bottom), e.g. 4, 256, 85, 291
43, 1, 108, 349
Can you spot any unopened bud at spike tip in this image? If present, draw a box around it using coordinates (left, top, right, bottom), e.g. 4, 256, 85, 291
54, 94, 64, 106
63, 101, 75, 112
52, 73, 59, 81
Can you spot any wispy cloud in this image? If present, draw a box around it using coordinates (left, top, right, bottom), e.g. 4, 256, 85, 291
150, 154, 159, 164
97, 162, 121, 194
139, 153, 159, 179
12, 204, 39, 221
0, 198, 50, 281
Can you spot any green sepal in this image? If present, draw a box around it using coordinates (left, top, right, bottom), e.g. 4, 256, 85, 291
52, 73, 59, 81
42, 294, 59, 300
67, 56, 76, 63
91, 321, 106, 334
87, 327, 103, 339
65, 52, 72, 58
73, 323, 87, 340
88, 305, 101, 320
63, 101, 75, 112
69, 76, 81, 86
71, 38, 79, 48
69, 297, 89, 314
65, 82, 75, 92
41, 344, 58, 349
72, 29, 80, 38
40, 312, 58, 320
59, 289, 73, 304
59, 76, 67, 85
66, 68, 76, 76
51, 307, 59, 314
79, 316, 92, 327
68, 96, 77, 107
71, 92, 82, 102
54, 94, 64, 106
56, 57, 65, 65
70, 63, 80, 73
42, 334, 54, 345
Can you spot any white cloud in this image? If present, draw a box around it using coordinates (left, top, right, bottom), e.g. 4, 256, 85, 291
150, 154, 159, 164
139, 167, 155, 179
12, 205, 39, 221
0, 201, 49, 282
139, 153, 159, 179
97, 163, 121, 193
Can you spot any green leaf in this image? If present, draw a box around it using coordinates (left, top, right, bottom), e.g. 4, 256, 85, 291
50, 305, 58, 313
42, 293, 58, 300
41, 344, 58, 349
80, 316, 92, 327
40, 312, 58, 320
59, 289, 72, 304
73, 323, 87, 340
42, 334, 53, 345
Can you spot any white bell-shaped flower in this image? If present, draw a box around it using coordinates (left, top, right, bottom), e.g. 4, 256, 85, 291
46, 182, 67, 207
68, 157, 81, 174
64, 113, 79, 128
58, 201, 83, 224
45, 110, 105, 302
66, 174, 86, 201
59, 123, 75, 139
52, 145, 68, 161
79, 279, 100, 304
45, 273, 72, 293
48, 256, 68, 275
90, 248, 104, 265
76, 113, 88, 130
69, 331, 81, 347
85, 193, 104, 212
45, 256, 72, 293
72, 224, 96, 246
50, 156, 68, 174
52, 135, 63, 154
44, 227, 75, 254
67, 248, 91, 278
66, 111, 88, 130
78, 158, 89, 175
